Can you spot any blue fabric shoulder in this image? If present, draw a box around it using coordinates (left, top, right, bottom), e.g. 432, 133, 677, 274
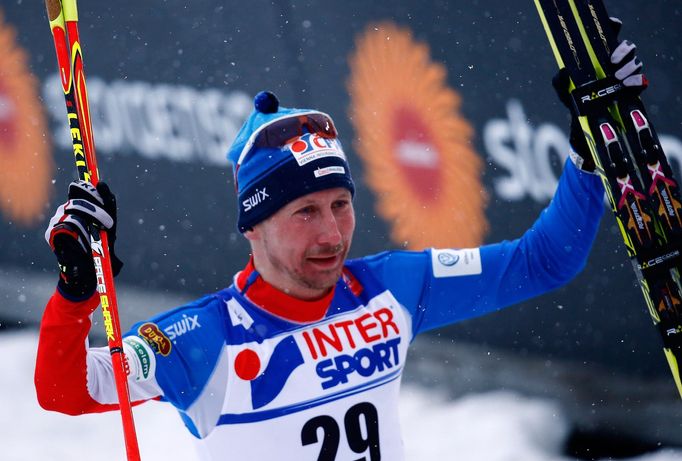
349, 250, 430, 338
124, 294, 227, 411
350, 250, 430, 314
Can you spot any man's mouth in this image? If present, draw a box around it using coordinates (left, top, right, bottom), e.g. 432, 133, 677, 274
307, 252, 342, 269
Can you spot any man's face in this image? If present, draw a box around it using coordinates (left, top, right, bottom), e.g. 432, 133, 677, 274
246, 187, 355, 299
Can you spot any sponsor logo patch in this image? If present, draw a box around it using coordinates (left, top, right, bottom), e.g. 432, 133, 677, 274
342, 268, 364, 296
123, 336, 154, 381
301, 307, 401, 390
432, 248, 482, 277
164, 314, 201, 341
286, 133, 346, 166
314, 165, 345, 178
138, 322, 172, 356
437, 251, 459, 266
225, 298, 254, 329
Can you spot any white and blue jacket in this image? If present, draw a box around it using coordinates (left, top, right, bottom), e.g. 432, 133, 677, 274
42, 161, 603, 460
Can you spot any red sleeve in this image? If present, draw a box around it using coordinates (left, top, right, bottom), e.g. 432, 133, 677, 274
34, 289, 119, 415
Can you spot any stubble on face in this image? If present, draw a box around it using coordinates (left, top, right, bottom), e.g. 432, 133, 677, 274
261, 235, 349, 294
248, 187, 356, 299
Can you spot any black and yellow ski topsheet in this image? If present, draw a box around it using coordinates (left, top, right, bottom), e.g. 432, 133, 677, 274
534, 0, 682, 397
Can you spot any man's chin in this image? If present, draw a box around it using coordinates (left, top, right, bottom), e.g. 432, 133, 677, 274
299, 264, 344, 291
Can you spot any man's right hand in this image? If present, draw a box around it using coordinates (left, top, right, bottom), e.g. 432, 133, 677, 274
552, 17, 647, 173
45, 180, 123, 300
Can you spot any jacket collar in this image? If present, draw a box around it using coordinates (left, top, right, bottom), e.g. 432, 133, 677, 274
235, 257, 335, 323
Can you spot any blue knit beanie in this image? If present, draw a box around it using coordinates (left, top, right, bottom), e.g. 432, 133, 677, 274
227, 91, 355, 232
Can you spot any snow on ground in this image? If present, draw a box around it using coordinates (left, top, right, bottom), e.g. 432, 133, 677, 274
3, 330, 681, 461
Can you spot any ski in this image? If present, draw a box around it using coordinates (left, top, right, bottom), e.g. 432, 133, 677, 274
533, 0, 682, 397
44, 0, 143, 457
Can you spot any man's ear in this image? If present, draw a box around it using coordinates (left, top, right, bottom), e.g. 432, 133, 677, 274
242, 226, 258, 241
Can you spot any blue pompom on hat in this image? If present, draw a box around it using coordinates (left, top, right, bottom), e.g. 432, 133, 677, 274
227, 91, 355, 232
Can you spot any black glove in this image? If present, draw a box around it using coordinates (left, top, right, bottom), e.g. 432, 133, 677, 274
45, 180, 123, 300
553, 17, 647, 173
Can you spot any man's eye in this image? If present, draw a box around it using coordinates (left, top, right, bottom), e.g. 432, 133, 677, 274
297, 206, 314, 216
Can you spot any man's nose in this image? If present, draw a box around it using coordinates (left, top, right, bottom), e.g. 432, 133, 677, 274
317, 210, 342, 246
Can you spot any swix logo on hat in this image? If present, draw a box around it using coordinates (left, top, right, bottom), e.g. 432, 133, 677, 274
286, 133, 346, 166
242, 187, 269, 213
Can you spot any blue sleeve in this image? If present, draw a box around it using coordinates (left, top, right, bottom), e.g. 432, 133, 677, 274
124, 295, 226, 411
365, 159, 605, 336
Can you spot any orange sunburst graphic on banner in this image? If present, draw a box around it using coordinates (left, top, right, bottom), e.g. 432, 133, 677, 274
348, 22, 488, 250
0, 10, 52, 226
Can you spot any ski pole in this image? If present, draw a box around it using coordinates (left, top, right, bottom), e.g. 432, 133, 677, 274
44, 0, 143, 458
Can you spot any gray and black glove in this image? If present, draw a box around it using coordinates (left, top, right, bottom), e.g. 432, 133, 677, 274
45, 180, 123, 300
553, 17, 647, 173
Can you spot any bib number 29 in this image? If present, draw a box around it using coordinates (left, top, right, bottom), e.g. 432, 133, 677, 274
301, 402, 380, 461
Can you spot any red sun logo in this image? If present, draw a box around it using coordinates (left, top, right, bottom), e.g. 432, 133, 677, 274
348, 22, 488, 250
0, 10, 53, 227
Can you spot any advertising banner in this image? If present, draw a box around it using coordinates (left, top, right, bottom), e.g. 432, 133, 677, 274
1, 1, 680, 377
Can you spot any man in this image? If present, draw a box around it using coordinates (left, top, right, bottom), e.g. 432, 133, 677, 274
35, 37, 644, 460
